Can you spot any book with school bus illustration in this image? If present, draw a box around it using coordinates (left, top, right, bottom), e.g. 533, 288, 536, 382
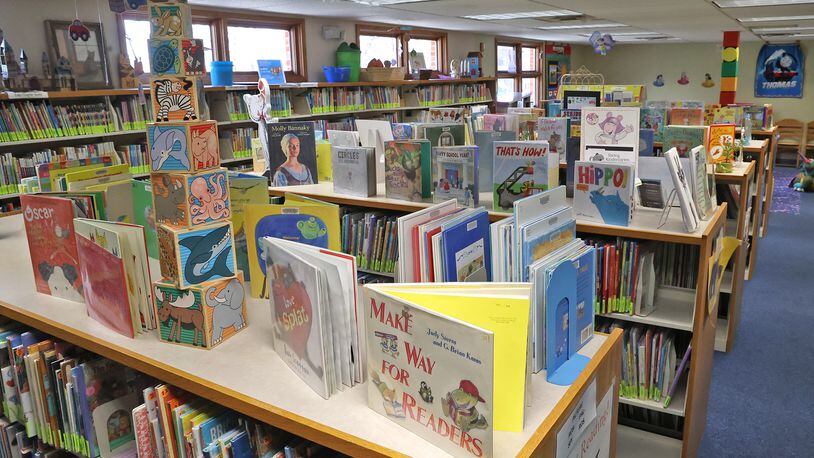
491, 141, 557, 211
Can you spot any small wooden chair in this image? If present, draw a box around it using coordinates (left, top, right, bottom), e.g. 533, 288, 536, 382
775, 118, 805, 167
804, 120, 814, 161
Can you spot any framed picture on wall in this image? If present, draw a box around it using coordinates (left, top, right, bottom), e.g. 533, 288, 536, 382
45, 20, 111, 89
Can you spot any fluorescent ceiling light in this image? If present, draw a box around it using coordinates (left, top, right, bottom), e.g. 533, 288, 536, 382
464, 10, 580, 20
581, 31, 661, 36
536, 23, 626, 30
739, 14, 814, 21
346, 0, 433, 5
715, 0, 814, 6
752, 26, 814, 32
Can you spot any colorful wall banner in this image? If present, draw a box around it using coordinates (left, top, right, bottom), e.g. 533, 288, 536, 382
755, 43, 805, 98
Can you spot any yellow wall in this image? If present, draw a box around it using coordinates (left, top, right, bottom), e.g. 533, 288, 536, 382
573, 41, 814, 121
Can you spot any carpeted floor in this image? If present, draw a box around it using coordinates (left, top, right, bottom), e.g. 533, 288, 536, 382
698, 169, 814, 456
771, 166, 801, 215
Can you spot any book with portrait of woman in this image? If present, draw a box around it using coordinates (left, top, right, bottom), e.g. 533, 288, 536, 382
268, 121, 319, 187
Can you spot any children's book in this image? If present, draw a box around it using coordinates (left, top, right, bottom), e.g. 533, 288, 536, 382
244, 199, 340, 298
706, 124, 736, 167
331, 146, 377, 198
422, 124, 466, 147
492, 141, 557, 211
664, 125, 708, 158
712, 106, 744, 126
257, 59, 286, 85
131, 180, 159, 259
364, 282, 532, 457
36, 157, 113, 193
267, 122, 318, 187
536, 117, 568, 162
580, 107, 640, 151
688, 145, 716, 220
74, 219, 154, 338
91, 393, 139, 458
384, 140, 431, 202
440, 208, 491, 281
316, 140, 332, 182
518, 209, 575, 282
431, 146, 478, 206
640, 108, 667, 143
83, 180, 135, 224
422, 108, 464, 124
668, 108, 703, 126
326, 130, 359, 147
664, 148, 700, 232
227, 173, 268, 282
639, 129, 655, 156
20, 194, 86, 302
396, 200, 461, 282
482, 114, 514, 132
574, 161, 635, 227
356, 119, 394, 184
390, 123, 414, 141
474, 130, 516, 194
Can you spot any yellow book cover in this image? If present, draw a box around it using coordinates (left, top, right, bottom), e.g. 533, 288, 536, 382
707, 124, 736, 165
229, 175, 269, 281
64, 164, 131, 186
316, 140, 333, 182
83, 180, 136, 223
245, 202, 340, 298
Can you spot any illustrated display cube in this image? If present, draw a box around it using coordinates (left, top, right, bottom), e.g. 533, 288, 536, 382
148, 38, 206, 76
157, 221, 238, 289
147, 121, 220, 173
149, 1, 193, 39
152, 169, 231, 228
150, 76, 208, 122
153, 271, 247, 349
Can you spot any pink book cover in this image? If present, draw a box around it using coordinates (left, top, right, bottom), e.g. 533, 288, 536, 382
133, 404, 157, 458
76, 234, 134, 337
669, 108, 704, 126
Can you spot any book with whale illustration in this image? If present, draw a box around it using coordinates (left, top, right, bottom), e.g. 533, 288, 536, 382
574, 161, 634, 226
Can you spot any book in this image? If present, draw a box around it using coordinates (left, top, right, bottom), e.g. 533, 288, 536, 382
664, 125, 708, 158
326, 130, 359, 147
580, 107, 640, 151
384, 140, 431, 202
364, 282, 532, 457
574, 161, 635, 227
331, 146, 377, 198
257, 59, 286, 85
431, 146, 478, 206
267, 122, 318, 187
341, 211, 398, 274
357, 119, 395, 183
668, 108, 703, 126
518, 209, 575, 282
707, 124, 736, 167
688, 145, 715, 220
492, 141, 557, 211
536, 117, 568, 162
664, 148, 700, 232
422, 108, 464, 124
712, 106, 744, 126
131, 180, 159, 259
74, 219, 154, 338
474, 130, 516, 194
482, 114, 515, 132
640, 108, 667, 143
440, 208, 491, 282
396, 200, 461, 282
639, 129, 655, 156
91, 393, 140, 458
422, 124, 466, 147
227, 173, 269, 282
390, 123, 414, 140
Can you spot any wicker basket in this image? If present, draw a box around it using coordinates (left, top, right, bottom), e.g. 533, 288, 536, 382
360, 67, 406, 82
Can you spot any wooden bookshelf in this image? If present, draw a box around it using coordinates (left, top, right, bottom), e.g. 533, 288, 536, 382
740, 139, 769, 280
714, 161, 755, 352
748, 126, 778, 237
0, 214, 620, 457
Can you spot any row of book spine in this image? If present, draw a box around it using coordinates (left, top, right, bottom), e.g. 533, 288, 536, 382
589, 238, 641, 314
455, 83, 489, 102
364, 87, 400, 109
226, 92, 250, 120
305, 88, 366, 114
414, 85, 454, 106
229, 127, 257, 158
656, 243, 699, 290
341, 211, 398, 274
116, 97, 152, 132
117, 143, 149, 175
0, 101, 116, 142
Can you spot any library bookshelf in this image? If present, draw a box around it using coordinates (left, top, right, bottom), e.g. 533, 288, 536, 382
0, 213, 620, 457
270, 182, 727, 457
740, 139, 770, 280
749, 127, 778, 237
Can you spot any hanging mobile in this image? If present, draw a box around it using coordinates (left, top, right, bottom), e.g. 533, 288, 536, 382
69, 0, 91, 42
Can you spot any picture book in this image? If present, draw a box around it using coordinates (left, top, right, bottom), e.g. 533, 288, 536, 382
474, 130, 516, 194
131, 180, 159, 259
228, 173, 269, 281
574, 161, 635, 227
707, 124, 736, 167
331, 146, 377, 198
492, 141, 557, 211
482, 114, 517, 133
664, 149, 700, 232
422, 124, 466, 147
396, 200, 461, 282
364, 283, 532, 457
391, 123, 414, 141
431, 146, 478, 206
20, 194, 86, 302
518, 210, 575, 282
712, 106, 744, 126
639, 129, 655, 156
565, 137, 580, 197
36, 157, 114, 193
64, 164, 131, 191
244, 199, 340, 298
580, 107, 640, 154
664, 125, 708, 158
422, 108, 464, 124
92, 393, 140, 458
357, 119, 395, 183
640, 108, 667, 143
326, 130, 359, 147
257, 59, 286, 85
440, 208, 491, 282
316, 140, 332, 182
74, 219, 154, 338
668, 108, 703, 126
83, 180, 136, 225
689, 145, 716, 220
384, 140, 431, 202
536, 117, 568, 162
267, 122, 318, 187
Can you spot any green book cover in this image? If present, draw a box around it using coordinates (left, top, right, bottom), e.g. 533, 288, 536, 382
131, 180, 159, 259
664, 125, 706, 158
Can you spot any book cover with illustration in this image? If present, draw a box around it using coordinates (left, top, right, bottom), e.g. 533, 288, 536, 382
580, 107, 640, 152
536, 117, 568, 161
640, 108, 667, 143
664, 125, 708, 158
474, 130, 516, 194
384, 140, 431, 202
441, 209, 491, 282
228, 173, 269, 281
20, 194, 85, 302
639, 129, 655, 156
267, 122, 318, 187
244, 202, 340, 298
131, 180, 159, 259
331, 146, 377, 198
423, 124, 466, 147
712, 106, 744, 126
707, 124, 736, 167
492, 141, 557, 211
574, 161, 635, 226
519, 211, 576, 282
431, 146, 478, 206
391, 123, 414, 141
669, 108, 704, 126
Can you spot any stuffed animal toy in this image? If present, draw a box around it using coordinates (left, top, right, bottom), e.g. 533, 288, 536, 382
791, 156, 814, 192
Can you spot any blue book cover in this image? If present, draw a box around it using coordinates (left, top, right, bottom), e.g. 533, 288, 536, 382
545, 261, 577, 376
641, 108, 667, 143
199, 411, 239, 451
520, 212, 576, 281
570, 247, 596, 354
574, 161, 634, 226
391, 123, 413, 140
639, 129, 655, 156
440, 209, 491, 282
257, 60, 286, 85
228, 431, 253, 458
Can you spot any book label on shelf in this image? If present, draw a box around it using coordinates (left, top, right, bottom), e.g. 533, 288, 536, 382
555, 378, 597, 458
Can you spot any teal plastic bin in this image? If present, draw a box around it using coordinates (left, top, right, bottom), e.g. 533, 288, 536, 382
336, 49, 361, 82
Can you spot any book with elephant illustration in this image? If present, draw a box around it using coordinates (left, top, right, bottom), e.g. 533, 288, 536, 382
73, 218, 154, 337
262, 238, 362, 397
244, 197, 340, 298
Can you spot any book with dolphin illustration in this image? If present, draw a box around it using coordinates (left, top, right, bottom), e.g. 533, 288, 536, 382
261, 237, 363, 397
73, 218, 154, 337
573, 161, 634, 227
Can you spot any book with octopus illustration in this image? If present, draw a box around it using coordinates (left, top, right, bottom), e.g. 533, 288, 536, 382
73, 218, 154, 337
573, 161, 634, 227
364, 283, 533, 457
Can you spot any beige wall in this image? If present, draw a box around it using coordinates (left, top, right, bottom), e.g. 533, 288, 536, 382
572, 41, 814, 121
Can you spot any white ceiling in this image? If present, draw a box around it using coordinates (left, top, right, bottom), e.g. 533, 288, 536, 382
189, 0, 814, 43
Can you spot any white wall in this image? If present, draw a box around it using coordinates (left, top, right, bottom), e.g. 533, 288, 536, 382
572, 41, 814, 121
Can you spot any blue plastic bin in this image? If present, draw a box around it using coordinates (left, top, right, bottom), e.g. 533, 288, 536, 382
211, 61, 234, 86
323, 66, 350, 83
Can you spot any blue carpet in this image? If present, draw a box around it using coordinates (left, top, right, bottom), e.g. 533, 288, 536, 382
699, 171, 814, 457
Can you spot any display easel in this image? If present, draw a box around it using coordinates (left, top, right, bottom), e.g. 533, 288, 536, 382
558, 65, 604, 89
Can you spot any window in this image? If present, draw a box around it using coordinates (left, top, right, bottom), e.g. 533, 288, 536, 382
226, 25, 292, 72
357, 24, 447, 73
121, 19, 214, 72
496, 41, 543, 106
359, 34, 401, 67
408, 38, 439, 71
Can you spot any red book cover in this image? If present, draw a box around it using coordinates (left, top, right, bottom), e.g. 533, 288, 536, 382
20, 194, 84, 301
425, 226, 443, 282
76, 234, 134, 337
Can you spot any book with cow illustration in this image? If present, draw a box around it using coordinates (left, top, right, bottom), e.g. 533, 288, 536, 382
573, 161, 635, 227
491, 141, 557, 211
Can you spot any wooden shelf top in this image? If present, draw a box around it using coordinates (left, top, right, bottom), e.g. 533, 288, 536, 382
0, 214, 620, 458
270, 182, 726, 245
0, 130, 145, 149
714, 160, 756, 183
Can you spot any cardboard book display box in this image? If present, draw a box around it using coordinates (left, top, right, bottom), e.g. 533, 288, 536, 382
150, 76, 208, 123
157, 221, 238, 289
153, 272, 247, 349
147, 121, 221, 173
151, 169, 231, 228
